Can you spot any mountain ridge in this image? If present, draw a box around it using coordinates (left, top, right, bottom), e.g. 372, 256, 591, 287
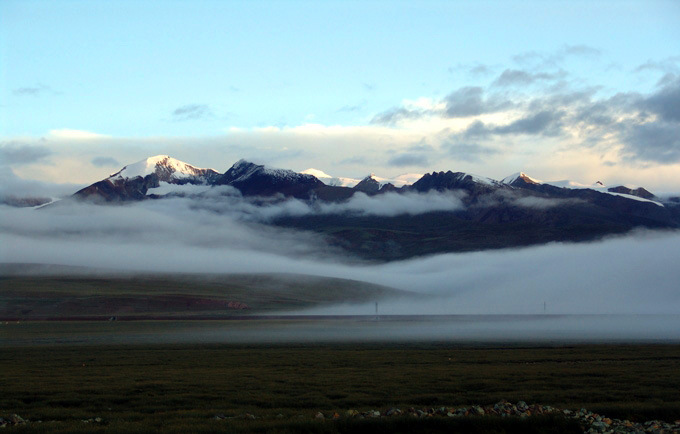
68, 155, 669, 205
23, 154, 680, 260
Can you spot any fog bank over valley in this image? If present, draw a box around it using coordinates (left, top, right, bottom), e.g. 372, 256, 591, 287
2, 198, 679, 317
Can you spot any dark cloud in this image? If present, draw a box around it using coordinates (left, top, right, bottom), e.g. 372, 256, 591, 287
369, 53, 679, 167
0, 143, 52, 165
573, 101, 616, 128
443, 86, 512, 118
608, 77, 680, 163
370, 106, 424, 125
642, 77, 680, 122
91, 157, 121, 167
536, 88, 599, 108
457, 110, 565, 139
387, 153, 430, 167
493, 69, 565, 87
461, 120, 492, 139
621, 121, 680, 163
373, 86, 516, 125
634, 56, 680, 74
171, 104, 214, 121
494, 110, 565, 136
437, 84, 616, 147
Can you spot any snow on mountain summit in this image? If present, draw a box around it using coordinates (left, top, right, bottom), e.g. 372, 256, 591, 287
501, 172, 542, 185
301, 168, 333, 179
302, 168, 420, 188
301, 168, 359, 187
108, 155, 219, 183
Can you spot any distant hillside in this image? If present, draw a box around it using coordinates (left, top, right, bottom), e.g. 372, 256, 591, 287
0, 264, 411, 320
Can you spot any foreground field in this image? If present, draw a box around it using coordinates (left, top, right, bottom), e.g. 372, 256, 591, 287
1, 343, 679, 433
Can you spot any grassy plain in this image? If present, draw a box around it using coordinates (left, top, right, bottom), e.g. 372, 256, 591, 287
1, 342, 679, 433
2, 268, 678, 432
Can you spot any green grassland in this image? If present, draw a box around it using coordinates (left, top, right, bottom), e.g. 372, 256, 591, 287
1, 343, 679, 433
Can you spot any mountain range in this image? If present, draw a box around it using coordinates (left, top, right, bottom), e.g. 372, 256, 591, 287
27, 155, 680, 260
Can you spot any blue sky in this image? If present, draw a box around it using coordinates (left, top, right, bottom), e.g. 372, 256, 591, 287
1, 0, 679, 192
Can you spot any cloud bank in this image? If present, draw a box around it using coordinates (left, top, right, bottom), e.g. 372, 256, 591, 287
2, 197, 679, 316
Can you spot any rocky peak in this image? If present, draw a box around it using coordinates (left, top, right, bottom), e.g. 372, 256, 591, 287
218, 160, 264, 184
411, 171, 498, 194
353, 175, 381, 194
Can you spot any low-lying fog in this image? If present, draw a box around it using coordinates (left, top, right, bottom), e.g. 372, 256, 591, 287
1, 196, 679, 320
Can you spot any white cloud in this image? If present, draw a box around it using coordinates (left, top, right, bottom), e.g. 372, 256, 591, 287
317, 191, 465, 217
2, 199, 679, 317
48, 129, 109, 140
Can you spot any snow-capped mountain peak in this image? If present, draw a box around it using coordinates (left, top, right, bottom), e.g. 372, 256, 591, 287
359, 174, 380, 184
353, 174, 382, 193
301, 168, 333, 179
501, 172, 542, 185
108, 155, 218, 183
68, 155, 669, 211
224, 159, 264, 183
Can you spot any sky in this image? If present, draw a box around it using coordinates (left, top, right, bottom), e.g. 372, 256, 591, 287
1, 0, 680, 194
